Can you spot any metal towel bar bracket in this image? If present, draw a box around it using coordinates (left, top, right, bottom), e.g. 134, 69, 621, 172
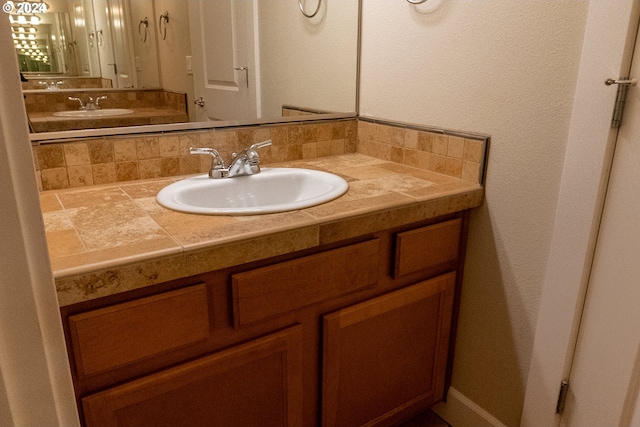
139, 17, 148, 43
159, 11, 169, 40
298, 0, 321, 18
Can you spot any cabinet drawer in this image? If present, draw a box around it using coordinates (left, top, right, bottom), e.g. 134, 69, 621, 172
232, 239, 380, 328
68, 284, 211, 377
394, 218, 462, 278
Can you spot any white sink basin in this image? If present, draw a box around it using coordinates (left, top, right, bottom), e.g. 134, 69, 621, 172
156, 168, 348, 215
52, 108, 134, 118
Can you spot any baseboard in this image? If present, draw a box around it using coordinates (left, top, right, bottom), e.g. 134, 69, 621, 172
431, 387, 507, 427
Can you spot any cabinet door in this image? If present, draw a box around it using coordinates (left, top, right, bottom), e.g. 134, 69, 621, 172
82, 325, 303, 427
322, 273, 456, 427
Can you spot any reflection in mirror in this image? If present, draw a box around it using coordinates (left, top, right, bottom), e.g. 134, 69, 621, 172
9, 0, 359, 137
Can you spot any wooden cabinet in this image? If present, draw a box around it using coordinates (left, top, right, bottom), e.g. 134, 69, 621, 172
321, 273, 456, 427
61, 212, 469, 427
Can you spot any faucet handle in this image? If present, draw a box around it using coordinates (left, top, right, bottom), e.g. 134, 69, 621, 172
95, 95, 108, 107
189, 147, 227, 178
248, 139, 272, 151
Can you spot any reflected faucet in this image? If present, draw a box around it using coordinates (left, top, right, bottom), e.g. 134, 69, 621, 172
189, 139, 272, 179
68, 95, 108, 111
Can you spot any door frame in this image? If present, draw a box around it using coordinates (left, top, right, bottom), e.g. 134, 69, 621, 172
521, 1, 640, 426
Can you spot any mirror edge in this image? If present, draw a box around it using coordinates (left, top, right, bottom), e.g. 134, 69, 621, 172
29, 112, 358, 144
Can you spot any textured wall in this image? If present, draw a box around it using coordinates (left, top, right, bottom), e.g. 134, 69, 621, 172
258, 0, 359, 116
359, 1, 588, 425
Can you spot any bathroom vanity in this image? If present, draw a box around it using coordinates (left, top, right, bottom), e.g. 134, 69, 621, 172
45, 153, 484, 427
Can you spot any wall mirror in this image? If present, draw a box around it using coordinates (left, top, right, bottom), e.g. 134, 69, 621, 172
7, 0, 360, 140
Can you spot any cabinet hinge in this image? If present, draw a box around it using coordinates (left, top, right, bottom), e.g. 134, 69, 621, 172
556, 380, 569, 414
611, 82, 631, 128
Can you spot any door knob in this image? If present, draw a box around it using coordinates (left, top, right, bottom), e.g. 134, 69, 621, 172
194, 97, 205, 107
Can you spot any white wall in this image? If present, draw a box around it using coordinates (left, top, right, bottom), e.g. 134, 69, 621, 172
128, 0, 161, 88
258, 0, 358, 116
154, 0, 195, 118
359, 1, 588, 425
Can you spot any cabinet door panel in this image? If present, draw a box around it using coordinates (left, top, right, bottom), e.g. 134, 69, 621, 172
322, 273, 456, 427
82, 325, 303, 427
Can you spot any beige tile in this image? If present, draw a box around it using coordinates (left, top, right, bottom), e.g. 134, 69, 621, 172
462, 160, 482, 183
176, 133, 199, 156
303, 143, 318, 159
136, 137, 160, 159
446, 158, 463, 178
332, 122, 346, 140
113, 139, 137, 162
68, 165, 94, 187
122, 180, 176, 200
151, 210, 239, 235
158, 136, 180, 158
183, 226, 318, 275
416, 151, 431, 170
331, 139, 345, 156
139, 158, 162, 179
303, 124, 318, 143
87, 140, 114, 164
417, 132, 433, 152
430, 154, 448, 174
405, 129, 419, 150
116, 161, 139, 182
160, 157, 180, 177
39, 192, 62, 212
431, 135, 449, 155
64, 143, 91, 166
464, 138, 484, 162
54, 251, 185, 306
37, 144, 66, 169
41, 168, 69, 190
46, 229, 86, 259
448, 136, 465, 159
92, 163, 117, 184
57, 187, 129, 209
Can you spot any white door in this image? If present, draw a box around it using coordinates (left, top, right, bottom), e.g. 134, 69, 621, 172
106, 0, 136, 88
561, 24, 640, 427
188, 0, 258, 121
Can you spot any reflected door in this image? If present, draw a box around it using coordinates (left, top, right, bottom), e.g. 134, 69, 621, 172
188, 0, 258, 121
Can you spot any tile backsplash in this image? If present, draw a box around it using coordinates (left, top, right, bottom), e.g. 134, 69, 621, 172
33, 118, 488, 191
357, 118, 487, 185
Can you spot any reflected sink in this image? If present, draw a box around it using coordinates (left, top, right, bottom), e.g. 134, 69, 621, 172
52, 108, 134, 118
156, 168, 349, 215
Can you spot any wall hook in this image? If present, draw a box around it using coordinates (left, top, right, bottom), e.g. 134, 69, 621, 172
159, 11, 169, 40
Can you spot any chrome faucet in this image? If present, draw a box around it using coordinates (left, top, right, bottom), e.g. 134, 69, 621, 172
68, 96, 85, 110
85, 96, 107, 110
189, 139, 272, 179
227, 140, 272, 178
68, 95, 107, 110
189, 147, 228, 178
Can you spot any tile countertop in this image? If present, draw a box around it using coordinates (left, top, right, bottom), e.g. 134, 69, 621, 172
40, 154, 484, 307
